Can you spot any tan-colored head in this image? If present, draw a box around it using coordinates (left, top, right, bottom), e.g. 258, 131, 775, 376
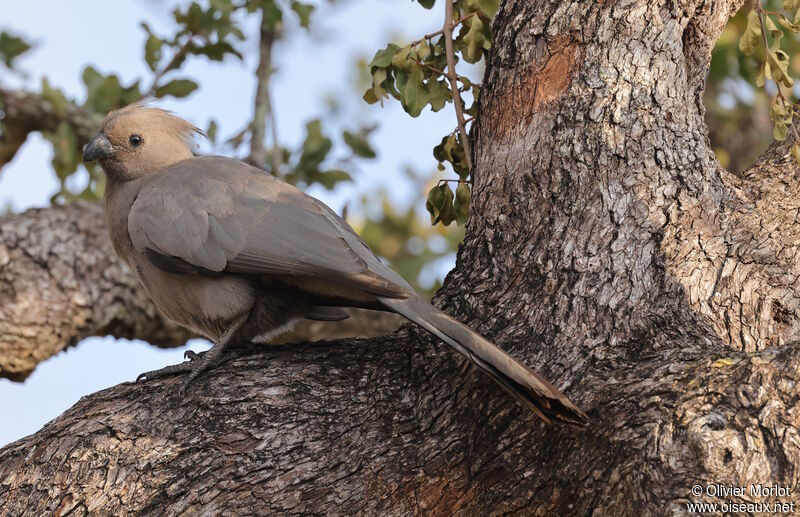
82, 100, 202, 181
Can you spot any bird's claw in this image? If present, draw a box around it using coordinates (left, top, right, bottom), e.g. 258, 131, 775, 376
135, 361, 195, 384
183, 350, 205, 361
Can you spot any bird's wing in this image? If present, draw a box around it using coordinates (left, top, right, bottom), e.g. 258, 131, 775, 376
128, 156, 410, 298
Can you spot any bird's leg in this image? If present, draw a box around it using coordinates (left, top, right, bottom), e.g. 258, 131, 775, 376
136, 314, 248, 395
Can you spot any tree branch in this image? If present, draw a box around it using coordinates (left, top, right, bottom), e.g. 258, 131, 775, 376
0, 88, 102, 168
248, 13, 280, 174
145, 37, 194, 98
442, 0, 473, 172
0, 202, 191, 380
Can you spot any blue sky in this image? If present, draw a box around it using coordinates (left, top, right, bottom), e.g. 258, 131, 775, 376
0, 0, 461, 446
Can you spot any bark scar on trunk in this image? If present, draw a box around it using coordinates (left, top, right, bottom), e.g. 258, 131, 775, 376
483, 34, 580, 140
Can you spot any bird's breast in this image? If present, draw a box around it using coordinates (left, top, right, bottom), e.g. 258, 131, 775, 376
133, 260, 257, 341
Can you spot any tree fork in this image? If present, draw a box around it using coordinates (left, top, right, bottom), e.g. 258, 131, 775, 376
3, 0, 800, 514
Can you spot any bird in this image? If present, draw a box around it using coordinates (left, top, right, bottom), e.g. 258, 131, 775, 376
82, 101, 588, 426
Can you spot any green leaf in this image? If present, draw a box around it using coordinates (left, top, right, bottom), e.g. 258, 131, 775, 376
363, 88, 380, 104
190, 41, 242, 61
0, 31, 32, 68
372, 67, 388, 97
454, 182, 472, 225
417, 39, 431, 61
757, 61, 769, 87
155, 79, 199, 98
774, 122, 789, 141
766, 48, 794, 87
461, 16, 489, 63
343, 130, 376, 158
315, 169, 352, 189
428, 79, 451, 111
438, 183, 456, 226
206, 119, 218, 143
791, 143, 800, 164
300, 119, 332, 168
739, 10, 762, 56
476, 0, 499, 17
44, 122, 79, 182
82, 66, 141, 113
417, 0, 436, 8
290, 1, 314, 29
764, 14, 784, 51
770, 99, 792, 141
369, 44, 400, 68
777, 13, 800, 33
426, 184, 446, 223
262, 1, 284, 26
144, 35, 163, 71
434, 133, 469, 177
41, 78, 69, 117
400, 67, 430, 117
390, 45, 413, 71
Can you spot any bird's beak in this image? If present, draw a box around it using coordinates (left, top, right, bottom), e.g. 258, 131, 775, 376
83, 133, 114, 161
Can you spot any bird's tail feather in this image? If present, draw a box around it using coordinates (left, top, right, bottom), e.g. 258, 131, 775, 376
380, 296, 588, 426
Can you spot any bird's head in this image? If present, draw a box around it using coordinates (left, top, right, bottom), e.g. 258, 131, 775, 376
83, 100, 203, 181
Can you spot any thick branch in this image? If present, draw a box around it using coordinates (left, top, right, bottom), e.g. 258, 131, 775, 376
0, 88, 101, 167
0, 202, 191, 380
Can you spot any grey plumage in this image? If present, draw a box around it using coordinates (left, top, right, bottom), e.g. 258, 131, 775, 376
84, 102, 588, 426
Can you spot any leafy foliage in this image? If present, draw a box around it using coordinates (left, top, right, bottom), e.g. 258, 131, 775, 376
364, 0, 497, 226
0, 0, 368, 203
357, 181, 465, 296
737, 1, 800, 162
0, 31, 31, 69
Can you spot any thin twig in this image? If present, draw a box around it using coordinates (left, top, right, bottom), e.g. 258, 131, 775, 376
249, 13, 281, 174
412, 60, 447, 77
145, 36, 195, 97
437, 178, 473, 185
410, 59, 475, 89
442, 0, 473, 172
408, 11, 478, 48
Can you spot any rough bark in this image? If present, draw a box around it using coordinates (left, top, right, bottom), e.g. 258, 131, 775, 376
2, 0, 800, 514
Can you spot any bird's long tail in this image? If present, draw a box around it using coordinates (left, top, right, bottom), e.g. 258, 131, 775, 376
379, 295, 589, 426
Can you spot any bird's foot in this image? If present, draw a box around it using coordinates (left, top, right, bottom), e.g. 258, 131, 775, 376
176, 351, 220, 396
184, 349, 206, 361
138, 347, 228, 397
135, 348, 214, 395
135, 361, 195, 383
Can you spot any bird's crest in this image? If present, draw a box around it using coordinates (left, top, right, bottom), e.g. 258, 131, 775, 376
103, 99, 205, 151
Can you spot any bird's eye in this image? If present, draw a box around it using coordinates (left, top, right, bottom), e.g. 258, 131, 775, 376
129, 134, 143, 147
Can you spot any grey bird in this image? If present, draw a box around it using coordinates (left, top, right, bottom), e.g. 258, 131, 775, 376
82, 101, 588, 426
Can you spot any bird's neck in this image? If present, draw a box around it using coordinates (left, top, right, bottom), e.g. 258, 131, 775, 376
104, 176, 147, 264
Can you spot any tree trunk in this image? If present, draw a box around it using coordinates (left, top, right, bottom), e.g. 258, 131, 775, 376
3, 0, 799, 514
